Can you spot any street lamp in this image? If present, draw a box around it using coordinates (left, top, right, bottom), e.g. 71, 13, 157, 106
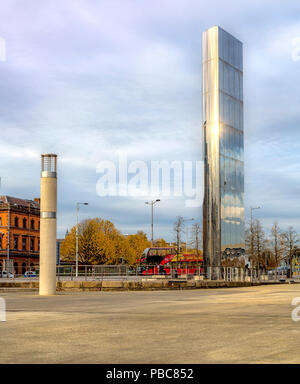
250, 206, 261, 228
145, 199, 160, 247
76, 202, 88, 278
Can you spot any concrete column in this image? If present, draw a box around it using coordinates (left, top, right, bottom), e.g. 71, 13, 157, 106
39, 154, 57, 296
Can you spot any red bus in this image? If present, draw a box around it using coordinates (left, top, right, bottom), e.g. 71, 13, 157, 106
138, 247, 203, 276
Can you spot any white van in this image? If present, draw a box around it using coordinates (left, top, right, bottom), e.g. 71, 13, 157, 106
1, 271, 14, 278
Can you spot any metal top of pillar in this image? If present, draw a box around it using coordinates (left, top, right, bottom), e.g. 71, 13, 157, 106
41, 154, 57, 178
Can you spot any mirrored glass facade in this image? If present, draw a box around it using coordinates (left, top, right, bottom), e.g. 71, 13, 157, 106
202, 26, 244, 266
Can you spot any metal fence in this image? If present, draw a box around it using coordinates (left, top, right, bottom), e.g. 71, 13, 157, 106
57, 265, 130, 281
0, 264, 291, 282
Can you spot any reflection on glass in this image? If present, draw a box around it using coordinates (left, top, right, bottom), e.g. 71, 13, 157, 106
203, 26, 244, 266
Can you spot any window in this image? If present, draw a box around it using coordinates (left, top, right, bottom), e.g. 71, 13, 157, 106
14, 217, 19, 227
14, 237, 18, 250
31, 219, 35, 230
38, 239, 40, 251
14, 263, 19, 275
22, 237, 26, 250
23, 218, 27, 229
0, 235, 2, 250
30, 238, 34, 251
146, 255, 164, 265
0, 217, 2, 226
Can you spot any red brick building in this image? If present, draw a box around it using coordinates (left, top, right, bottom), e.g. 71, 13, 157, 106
0, 196, 40, 275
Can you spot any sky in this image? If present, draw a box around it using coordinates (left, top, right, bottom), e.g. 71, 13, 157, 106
0, 0, 300, 241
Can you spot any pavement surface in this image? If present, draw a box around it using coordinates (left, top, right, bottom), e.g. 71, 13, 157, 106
1, 284, 300, 364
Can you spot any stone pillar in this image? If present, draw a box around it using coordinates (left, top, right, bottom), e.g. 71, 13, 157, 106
39, 154, 57, 296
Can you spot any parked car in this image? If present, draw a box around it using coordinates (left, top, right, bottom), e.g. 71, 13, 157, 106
1, 271, 14, 278
24, 271, 36, 278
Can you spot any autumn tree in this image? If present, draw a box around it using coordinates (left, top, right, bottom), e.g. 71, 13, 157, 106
246, 219, 266, 275
282, 226, 299, 278
191, 223, 202, 256
61, 218, 117, 264
60, 219, 150, 265
269, 221, 285, 279
153, 238, 169, 247
173, 216, 184, 254
125, 231, 151, 265
60, 226, 76, 262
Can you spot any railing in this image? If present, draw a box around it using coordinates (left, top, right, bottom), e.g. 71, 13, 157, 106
0, 264, 290, 282
57, 265, 130, 281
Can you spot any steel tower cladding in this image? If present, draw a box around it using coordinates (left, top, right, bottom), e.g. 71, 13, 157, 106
202, 26, 244, 267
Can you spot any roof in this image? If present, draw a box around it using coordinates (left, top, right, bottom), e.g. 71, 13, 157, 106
0, 196, 40, 209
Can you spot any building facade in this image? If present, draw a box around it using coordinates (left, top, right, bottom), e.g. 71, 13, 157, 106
202, 26, 245, 267
56, 239, 64, 265
0, 196, 40, 275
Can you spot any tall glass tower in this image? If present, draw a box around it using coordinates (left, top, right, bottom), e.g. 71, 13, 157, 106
202, 26, 244, 268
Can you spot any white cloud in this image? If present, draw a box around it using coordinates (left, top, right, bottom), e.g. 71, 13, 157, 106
0, 0, 300, 239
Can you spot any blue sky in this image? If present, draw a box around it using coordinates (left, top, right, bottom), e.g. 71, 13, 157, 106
0, 0, 300, 241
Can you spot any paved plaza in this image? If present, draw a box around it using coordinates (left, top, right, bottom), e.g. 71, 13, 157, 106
1, 284, 300, 363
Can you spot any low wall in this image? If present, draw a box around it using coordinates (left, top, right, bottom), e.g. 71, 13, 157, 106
0, 279, 282, 292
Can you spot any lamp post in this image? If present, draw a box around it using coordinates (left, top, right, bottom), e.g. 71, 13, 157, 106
39, 154, 57, 295
145, 199, 160, 247
76, 202, 88, 278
